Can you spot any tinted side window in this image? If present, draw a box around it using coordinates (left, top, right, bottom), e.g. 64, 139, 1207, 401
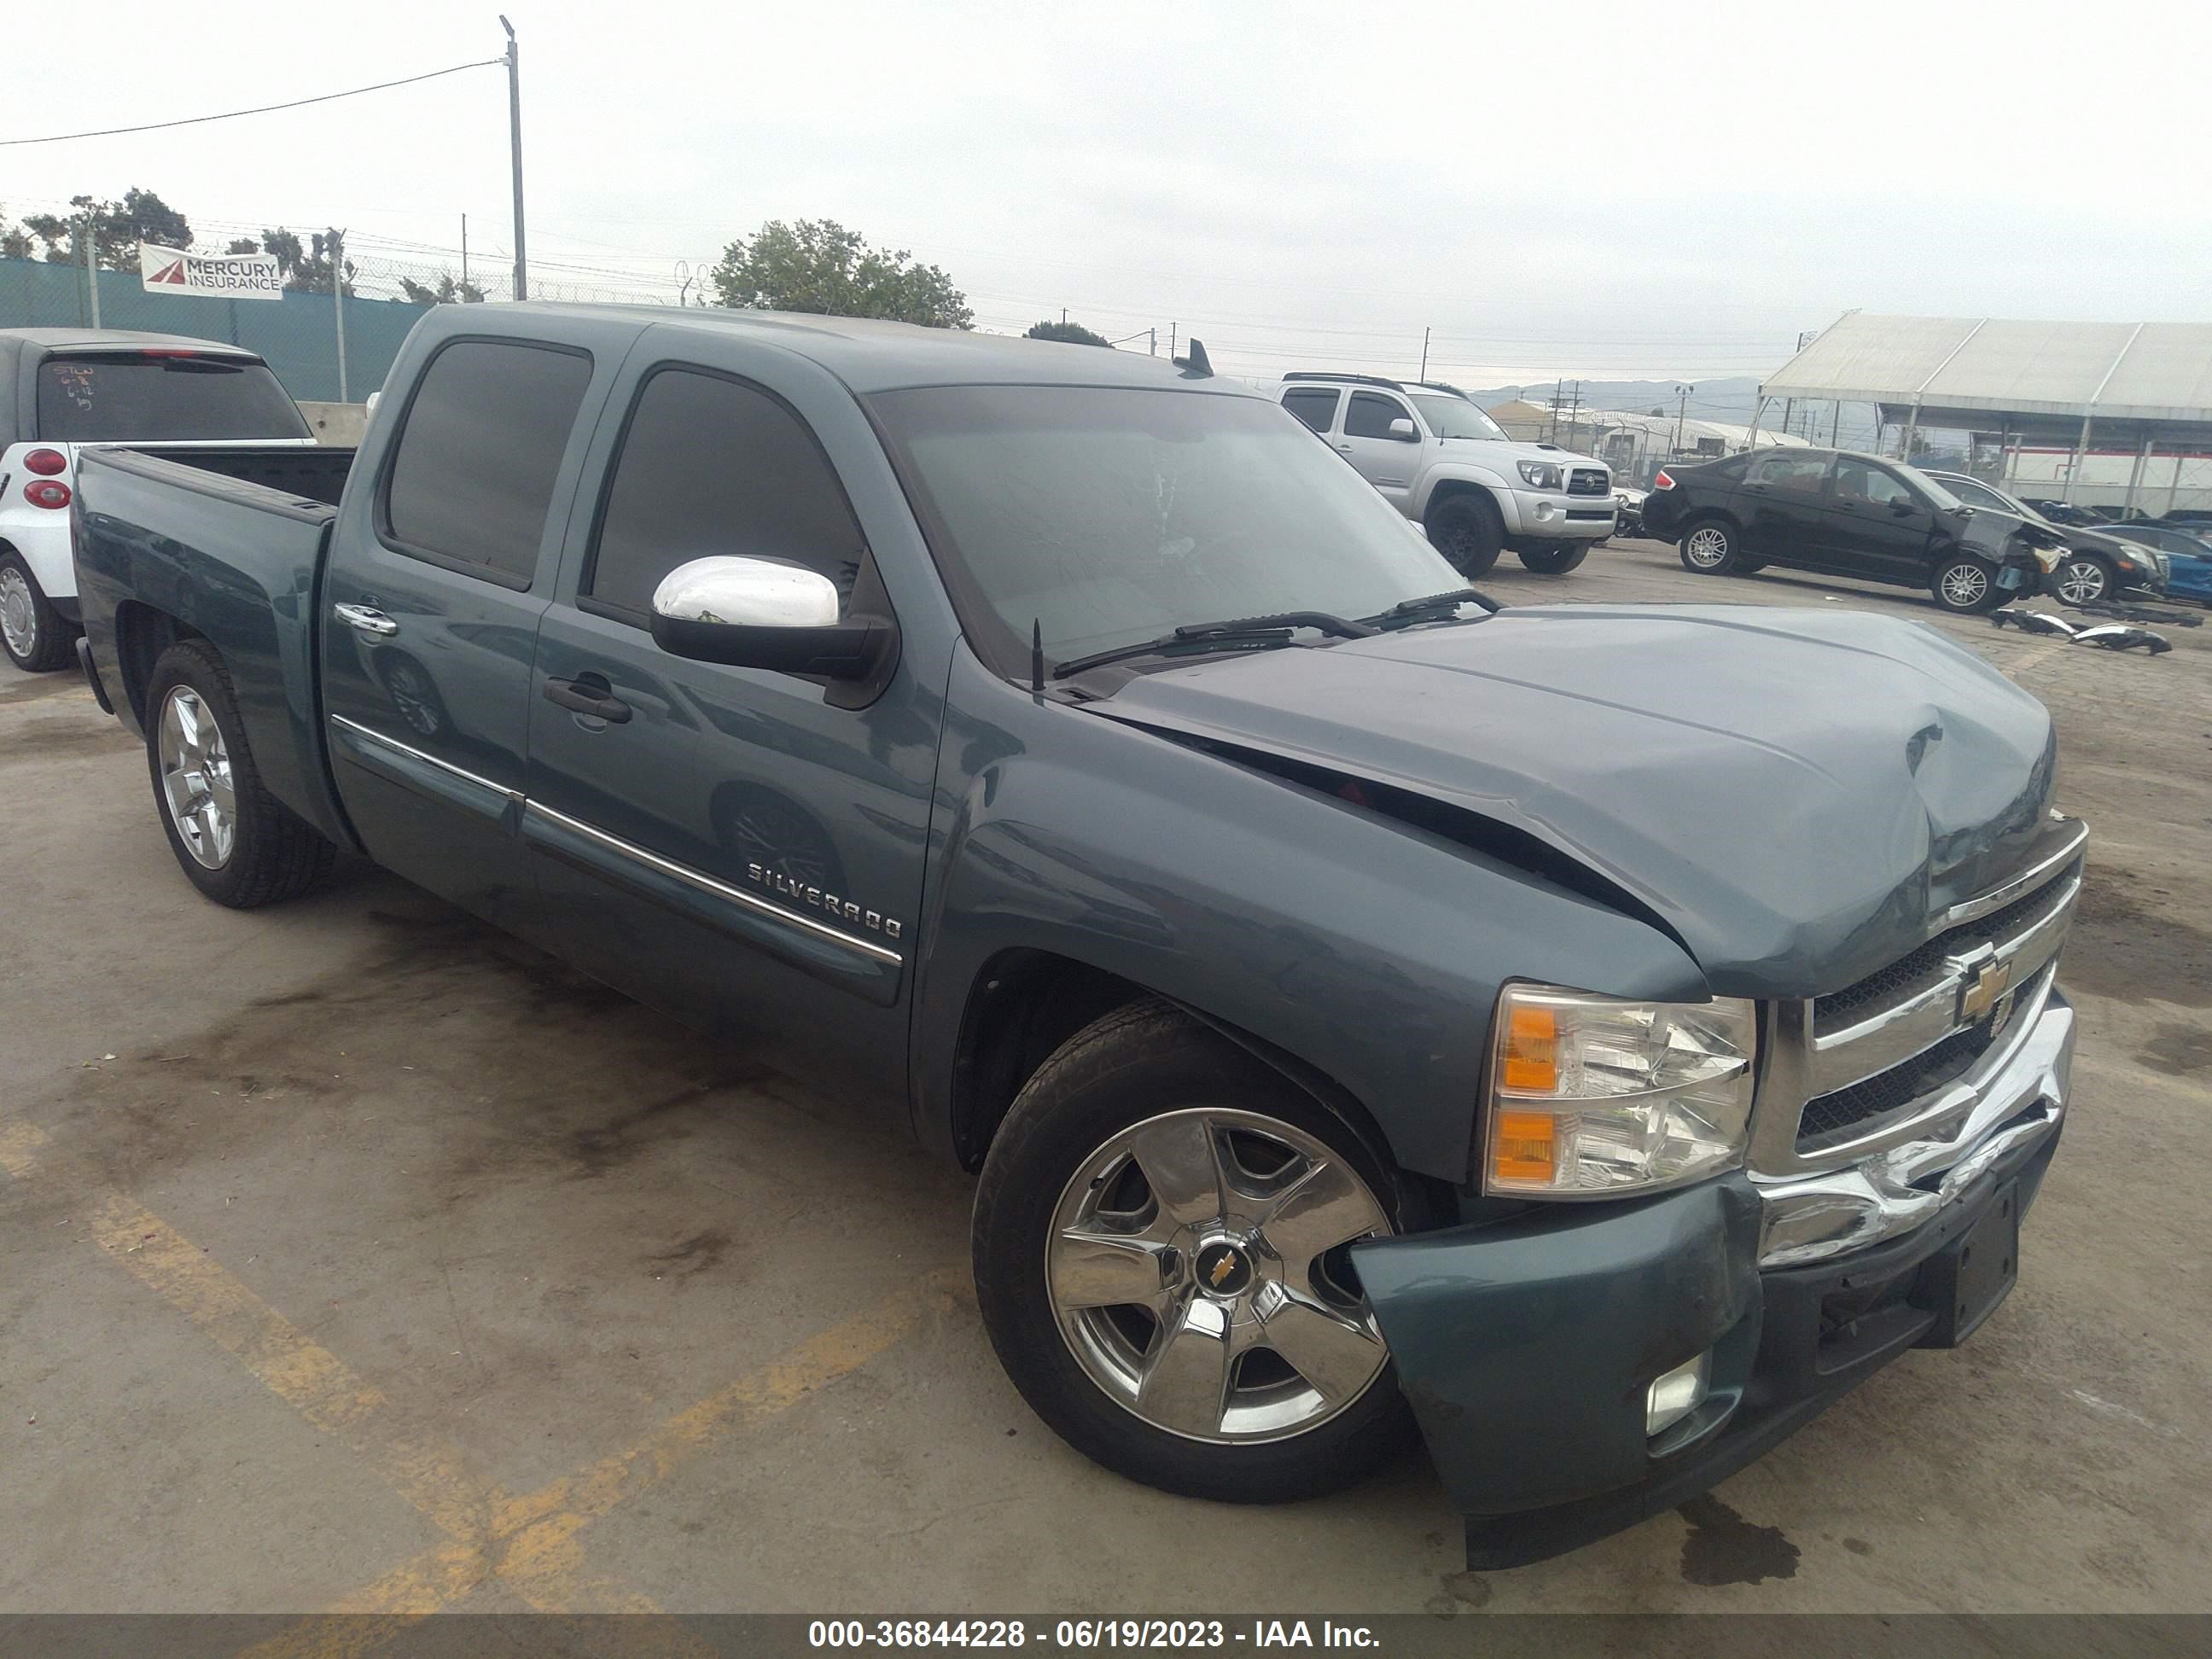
1832, 459, 1915, 507
1749, 452, 1829, 492
1281, 387, 1342, 434
586, 369, 867, 619
1345, 391, 1412, 440
383, 341, 593, 585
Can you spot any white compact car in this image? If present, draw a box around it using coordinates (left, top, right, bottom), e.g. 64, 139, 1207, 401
1, 329, 315, 672
1257, 372, 1614, 576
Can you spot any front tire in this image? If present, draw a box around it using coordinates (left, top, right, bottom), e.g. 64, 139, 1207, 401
2051, 554, 2115, 606
1930, 555, 2003, 614
1516, 544, 1589, 574
0, 551, 74, 673
1679, 518, 1741, 574
145, 640, 335, 908
973, 1002, 1417, 1504
1424, 493, 1503, 578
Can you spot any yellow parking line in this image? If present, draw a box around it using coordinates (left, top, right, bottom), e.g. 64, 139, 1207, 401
0, 1120, 509, 1542
253, 1266, 971, 1650
2, 1113, 964, 1648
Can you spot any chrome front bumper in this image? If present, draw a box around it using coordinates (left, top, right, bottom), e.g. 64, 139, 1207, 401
1754, 989, 2074, 1266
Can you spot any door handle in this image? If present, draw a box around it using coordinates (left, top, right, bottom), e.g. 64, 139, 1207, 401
1335, 443, 1354, 453
543, 674, 632, 724
334, 602, 399, 637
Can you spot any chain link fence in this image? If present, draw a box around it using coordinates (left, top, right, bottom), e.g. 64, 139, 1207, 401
2, 240, 681, 405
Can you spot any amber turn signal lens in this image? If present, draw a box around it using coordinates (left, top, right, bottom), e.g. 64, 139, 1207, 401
1501, 1004, 1558, 1093
1491, 1109, 1557, 1185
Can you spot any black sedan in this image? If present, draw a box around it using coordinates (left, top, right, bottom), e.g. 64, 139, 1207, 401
1640, 448, 2064, 614
1918, 470, 2165, 603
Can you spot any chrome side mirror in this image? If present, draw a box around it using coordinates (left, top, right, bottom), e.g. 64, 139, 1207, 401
649, 556, 894, 682
1388, 416, 1417, 440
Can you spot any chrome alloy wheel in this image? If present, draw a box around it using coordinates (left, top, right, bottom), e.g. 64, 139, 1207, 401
157, 685, 237, 869
2053, 558, 2109, 604
1684, 526, 1731, 568
1045, 1107, 1394, 1443
0, 567, 37, 661
1940, 562, 1991, 608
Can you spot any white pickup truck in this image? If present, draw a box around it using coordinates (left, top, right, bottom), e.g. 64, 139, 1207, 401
0, 328, 317, 672
1259, 372, 1614, 576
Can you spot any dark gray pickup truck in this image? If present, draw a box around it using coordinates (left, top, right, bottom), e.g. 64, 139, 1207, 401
72, 302, 2083, 1566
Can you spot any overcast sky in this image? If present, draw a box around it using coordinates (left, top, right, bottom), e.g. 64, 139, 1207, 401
7, 0, 2207, 401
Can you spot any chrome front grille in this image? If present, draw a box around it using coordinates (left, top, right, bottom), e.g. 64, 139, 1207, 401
1567, 468, 1610, 497
1751, 823, 2086, 1173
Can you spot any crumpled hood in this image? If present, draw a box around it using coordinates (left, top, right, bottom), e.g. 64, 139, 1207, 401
1087, 605, 2060, 998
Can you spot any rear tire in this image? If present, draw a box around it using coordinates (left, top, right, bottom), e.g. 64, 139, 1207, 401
0, 550, 74, 673
144, 640, 335, 908
1679, 518, 1741, 574
1516, 545, 1589, 574
1930, 556, 2003, 614
973, 1001, 1419, 1505
1424, 493, 1504, 578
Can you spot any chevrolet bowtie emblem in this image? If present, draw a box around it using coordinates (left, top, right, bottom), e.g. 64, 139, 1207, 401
1960, 958, 2014, 1024
1209, 1253, 1239, 1289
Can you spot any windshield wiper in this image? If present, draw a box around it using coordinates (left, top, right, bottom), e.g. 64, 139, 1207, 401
1359, 587, 1502, 629
1051, 611, 1376, 679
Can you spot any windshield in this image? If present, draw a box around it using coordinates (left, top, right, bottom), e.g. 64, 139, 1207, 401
36, 353, 310, 442
870, 386, 1464, 672
1408, 394, 1507, 442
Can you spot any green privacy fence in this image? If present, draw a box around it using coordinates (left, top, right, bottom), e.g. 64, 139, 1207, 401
1, 256, 429, 404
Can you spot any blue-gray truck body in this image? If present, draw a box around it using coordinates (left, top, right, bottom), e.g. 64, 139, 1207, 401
71, 303, 2081, 1564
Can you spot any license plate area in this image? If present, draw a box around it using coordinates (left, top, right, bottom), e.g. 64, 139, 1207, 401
1912, 1180, 2021, 1348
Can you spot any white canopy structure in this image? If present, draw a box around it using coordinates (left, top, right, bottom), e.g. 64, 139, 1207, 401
1759, 312, 2212, 510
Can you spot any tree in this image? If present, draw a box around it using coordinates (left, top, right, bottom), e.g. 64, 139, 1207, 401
709, 218, 970, 329
257, 227, 354, 296
1025, 319, 1113, 348
399, 272, 486, 306
1, 215, 32, 261
21, 189, 192, 268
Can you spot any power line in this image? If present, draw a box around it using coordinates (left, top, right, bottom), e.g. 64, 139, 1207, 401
0, 59, 502, 148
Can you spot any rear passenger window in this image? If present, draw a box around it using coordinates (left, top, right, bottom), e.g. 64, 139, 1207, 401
1281, 387, 1341, 434
585, 369, 867, 620
1749, 452, 1829, 492
381, 340, 592, 586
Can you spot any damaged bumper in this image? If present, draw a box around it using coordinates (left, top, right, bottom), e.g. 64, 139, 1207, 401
1351, 991, 2075, 1569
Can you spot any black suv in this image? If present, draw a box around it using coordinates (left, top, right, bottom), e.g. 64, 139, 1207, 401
1640, 448, 2062, 614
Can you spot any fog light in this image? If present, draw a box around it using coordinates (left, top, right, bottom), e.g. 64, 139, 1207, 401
1645, 1352, 1710, 1436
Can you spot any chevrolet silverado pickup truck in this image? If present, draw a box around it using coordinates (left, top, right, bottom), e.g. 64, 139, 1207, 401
73, 304, 2082, 1566
1, 327, 316, 672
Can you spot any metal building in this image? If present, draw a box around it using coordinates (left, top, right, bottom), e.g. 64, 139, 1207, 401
1758, 311, 2212, 515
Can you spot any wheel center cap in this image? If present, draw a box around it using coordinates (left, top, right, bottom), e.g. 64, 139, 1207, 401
1193, 1241, 1253, 1298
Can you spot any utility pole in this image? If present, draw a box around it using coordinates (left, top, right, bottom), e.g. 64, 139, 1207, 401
461, 213, 469, 295
1550, 377, 1563, 444
1831, 400, 1842, 445
1060, 307, 1068, 325
1168, 323, 1177, 361
1674, 384, 1693, 453
1418, 326, 1430, 381
331, 229, 350, 404
501, 15, 527, 300
81, 209, 102, 329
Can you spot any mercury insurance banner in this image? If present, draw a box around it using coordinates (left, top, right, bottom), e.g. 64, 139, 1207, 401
137, 243, 285, 300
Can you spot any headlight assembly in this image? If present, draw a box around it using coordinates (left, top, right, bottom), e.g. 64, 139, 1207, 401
1516, 461, 1564, 491
1483, 983, 1757, 1196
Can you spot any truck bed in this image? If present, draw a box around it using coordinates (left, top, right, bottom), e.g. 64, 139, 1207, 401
72, 445, 356, 848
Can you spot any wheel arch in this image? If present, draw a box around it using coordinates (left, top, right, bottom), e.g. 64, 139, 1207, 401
114, 601, 210, 729
945, 947, 1411, 1201
1422, 477, 1509, 531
